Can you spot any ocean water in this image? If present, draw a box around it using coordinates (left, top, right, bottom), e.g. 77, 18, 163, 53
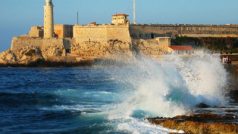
0, 52, 236, 134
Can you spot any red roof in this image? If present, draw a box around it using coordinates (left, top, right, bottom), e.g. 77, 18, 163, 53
170, 45, 193, 51
112, 13, 129, 16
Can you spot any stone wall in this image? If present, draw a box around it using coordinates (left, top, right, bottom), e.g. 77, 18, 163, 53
72, 24, 132, 60
10, 37, 71, 60
11, 37, 43, 51
71, 39, 133, 60
74, 25, 107, 42
28, 26, 44, 38
130, 24, 238, 38
54, 24, 73, 38
73, 24, 131, 43
133, 39, 173, 58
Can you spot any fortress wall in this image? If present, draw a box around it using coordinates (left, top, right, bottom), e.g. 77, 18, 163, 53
41, 38, 65, 48
11, 37, 67, 50
106, 25, 131, 43
73, 25, 108, 42
73, 25, 131, 43
179, 34, 238, 38
54, 24, 73, 38
130, 25, 238, 38
72, 24, 132, 60
28, 26, 44, 38
11, 37, 43, 51
10, 37, 69, 58
133, 39, 172, 58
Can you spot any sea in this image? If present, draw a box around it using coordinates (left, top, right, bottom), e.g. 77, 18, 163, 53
0, 52, 237, 134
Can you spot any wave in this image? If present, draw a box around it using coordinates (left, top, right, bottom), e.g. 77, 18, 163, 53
101, 51, 228, 133
41, 104, 103, 114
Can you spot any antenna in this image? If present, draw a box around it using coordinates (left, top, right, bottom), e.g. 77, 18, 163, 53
77, 11, 79, 24
133, 0, 136, 24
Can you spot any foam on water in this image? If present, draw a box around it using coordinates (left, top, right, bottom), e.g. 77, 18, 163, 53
116, 117, 184, 134
102, 51, 228, 133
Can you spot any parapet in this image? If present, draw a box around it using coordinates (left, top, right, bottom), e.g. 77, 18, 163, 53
28, 26, 44, 38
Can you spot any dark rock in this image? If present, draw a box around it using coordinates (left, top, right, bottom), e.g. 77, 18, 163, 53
195, 103, 210, 108
148, 113, 238, 134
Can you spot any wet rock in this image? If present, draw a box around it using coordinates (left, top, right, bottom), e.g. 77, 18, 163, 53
148, 113, 238, 134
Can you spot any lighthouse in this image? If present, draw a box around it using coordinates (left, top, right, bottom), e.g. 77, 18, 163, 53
44, 0, 54, 38
133, 0, 136, 24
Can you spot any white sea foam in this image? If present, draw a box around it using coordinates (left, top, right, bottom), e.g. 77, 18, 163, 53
116, 117, 184, 134
104, 50, 228, 133
44, 51, 228, 134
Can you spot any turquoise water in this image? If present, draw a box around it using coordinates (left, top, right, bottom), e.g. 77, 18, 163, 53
0, 67, 173, 134
0, 67, 121, 133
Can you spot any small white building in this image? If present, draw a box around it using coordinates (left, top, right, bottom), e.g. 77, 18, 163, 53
112, 14, 129, 25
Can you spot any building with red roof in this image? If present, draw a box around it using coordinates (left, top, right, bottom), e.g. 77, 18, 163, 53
170, 45, 193, 54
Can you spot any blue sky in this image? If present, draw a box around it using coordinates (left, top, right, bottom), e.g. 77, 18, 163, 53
0, 0, 238, 51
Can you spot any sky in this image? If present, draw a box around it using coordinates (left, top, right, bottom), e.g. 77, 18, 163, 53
0, 0, 238, 52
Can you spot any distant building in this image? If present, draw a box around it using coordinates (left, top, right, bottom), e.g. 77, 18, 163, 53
170, 45, 193, 54
112, 14, 129, 25
88, 22, 97, 26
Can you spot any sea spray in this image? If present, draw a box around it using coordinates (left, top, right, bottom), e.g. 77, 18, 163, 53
105, 50, 228, 121
38, 51, 228, 133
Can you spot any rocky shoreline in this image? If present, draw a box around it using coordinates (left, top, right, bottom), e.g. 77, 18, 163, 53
0, 58, 133, 67
148, 113, 238, 134
148, 90, 238, 134
0, 60, 94, 67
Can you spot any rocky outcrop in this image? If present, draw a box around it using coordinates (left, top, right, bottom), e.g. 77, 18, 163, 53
41, 44, 66, 60
15, 46, 43, 64
71, 39, 133, 60
0, 46, 44, 66
133, 39, 172, 58
148, 114, 238, 134
0, 50, 17, 64
0, 36, 174, 66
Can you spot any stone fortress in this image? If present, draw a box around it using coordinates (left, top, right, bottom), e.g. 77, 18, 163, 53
1, 0, 238, 66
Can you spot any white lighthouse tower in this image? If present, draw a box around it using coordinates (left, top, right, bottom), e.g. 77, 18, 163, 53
44, 0, 54, 38
133, 0, 136, 24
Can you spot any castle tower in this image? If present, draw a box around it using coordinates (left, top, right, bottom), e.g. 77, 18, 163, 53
44, 0, 54, 38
